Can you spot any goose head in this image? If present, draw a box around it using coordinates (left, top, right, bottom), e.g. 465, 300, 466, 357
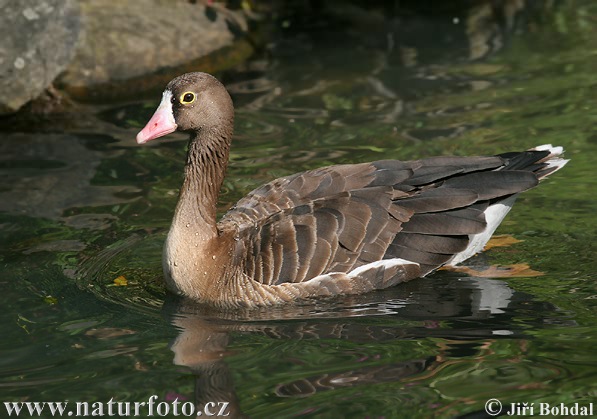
136, 72, 234, 144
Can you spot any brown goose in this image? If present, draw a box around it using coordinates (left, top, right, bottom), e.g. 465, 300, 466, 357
136, 72, 568, 308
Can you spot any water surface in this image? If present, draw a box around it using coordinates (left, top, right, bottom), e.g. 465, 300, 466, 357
1, 2, 597, 417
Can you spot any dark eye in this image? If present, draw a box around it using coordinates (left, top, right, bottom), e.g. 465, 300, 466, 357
180, 92, 196, 104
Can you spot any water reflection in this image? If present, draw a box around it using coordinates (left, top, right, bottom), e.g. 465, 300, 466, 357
0, 133, 139, 221
222, 0, 560, 138
164, 275, 556, 417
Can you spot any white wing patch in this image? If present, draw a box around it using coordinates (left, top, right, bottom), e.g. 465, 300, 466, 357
448, 195, 518, 266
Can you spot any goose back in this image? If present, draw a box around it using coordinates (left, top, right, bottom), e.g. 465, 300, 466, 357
219, 153, 543, 289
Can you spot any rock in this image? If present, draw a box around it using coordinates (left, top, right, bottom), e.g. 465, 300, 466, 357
58, 0, 252, 101
0, 0, 81, 115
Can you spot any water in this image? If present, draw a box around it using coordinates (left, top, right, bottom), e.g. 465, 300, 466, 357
2, 2, 597, 417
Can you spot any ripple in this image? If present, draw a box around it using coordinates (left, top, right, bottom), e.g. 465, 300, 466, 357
226, 77, 278, 95
261, 106, 330, 120
75, 233, 166, 314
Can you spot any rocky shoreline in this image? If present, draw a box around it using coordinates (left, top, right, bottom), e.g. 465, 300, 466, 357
0, 0, 252, 115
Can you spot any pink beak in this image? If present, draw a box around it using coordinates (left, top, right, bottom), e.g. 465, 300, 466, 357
136, 91, 177, 144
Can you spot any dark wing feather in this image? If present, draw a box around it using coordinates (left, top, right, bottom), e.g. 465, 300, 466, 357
218, 151, 551, 287
441, 171, 538, 200
398, 188, 479, 213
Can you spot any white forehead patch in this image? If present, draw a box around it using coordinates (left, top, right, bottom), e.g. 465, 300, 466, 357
162, 89, 173, 104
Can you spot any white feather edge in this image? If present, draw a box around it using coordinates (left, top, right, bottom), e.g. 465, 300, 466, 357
530, 144, 569, 175
298, 258, 420, 289
348, 258, 419, 278
531, 143, 562, 153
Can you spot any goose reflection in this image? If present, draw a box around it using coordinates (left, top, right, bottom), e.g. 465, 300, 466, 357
163, 274, 555, 417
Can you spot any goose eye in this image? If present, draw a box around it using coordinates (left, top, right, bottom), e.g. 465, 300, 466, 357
180, 92, 196, 104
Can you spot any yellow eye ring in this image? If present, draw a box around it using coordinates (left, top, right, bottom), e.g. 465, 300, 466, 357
180, 91, 196, 104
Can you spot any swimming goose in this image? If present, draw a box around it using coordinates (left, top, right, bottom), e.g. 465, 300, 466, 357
136, 72, 568, 308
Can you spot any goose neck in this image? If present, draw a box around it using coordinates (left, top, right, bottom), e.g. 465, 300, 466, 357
175, 127, 231, 233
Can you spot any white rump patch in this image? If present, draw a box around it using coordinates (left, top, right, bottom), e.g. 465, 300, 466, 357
449, 195, 517, 266
348, 258, 419, 278
448, 144, 568, 266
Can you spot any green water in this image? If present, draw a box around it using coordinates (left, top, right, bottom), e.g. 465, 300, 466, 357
2, 2, 597, 418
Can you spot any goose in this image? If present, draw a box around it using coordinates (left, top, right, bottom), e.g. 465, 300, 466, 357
136, 72, 568, 308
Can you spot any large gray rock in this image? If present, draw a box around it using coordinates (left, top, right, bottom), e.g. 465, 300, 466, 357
58, 0, 250, 100
0, 0, 81, 114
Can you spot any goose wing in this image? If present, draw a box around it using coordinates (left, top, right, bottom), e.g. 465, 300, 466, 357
219, 153, 546, 288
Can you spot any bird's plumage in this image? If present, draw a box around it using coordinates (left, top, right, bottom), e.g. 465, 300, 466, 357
136, 72, 568, 308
